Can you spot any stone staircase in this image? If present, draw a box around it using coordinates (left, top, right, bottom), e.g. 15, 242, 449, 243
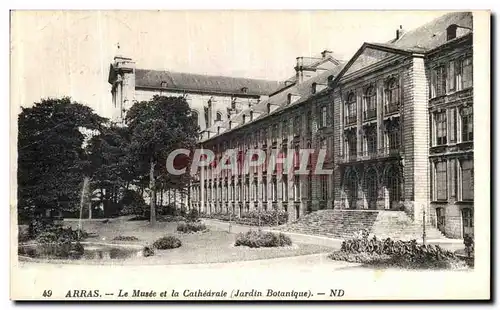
280, 210, 446, 240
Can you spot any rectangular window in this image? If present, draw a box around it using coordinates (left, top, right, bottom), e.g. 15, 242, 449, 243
431, 66, 447, 98
435, 112, 447, 145
348, 134, 357, 158
435, 161, 448, 201
460, 159, 474, 201
306, 111, 312, 133
449, 108, 457, 143
460, 106, 473, 142
282, 176, 288, 200
253, 181, 258, 201
307, 174, 312, 199
272, 178, 277, 202
261, 177, 267, 201
448, 60, 456, 92
320, 175, 328, 201
461, 57, 473, 89
294, 175, 300, 201
321, 106, 328, 128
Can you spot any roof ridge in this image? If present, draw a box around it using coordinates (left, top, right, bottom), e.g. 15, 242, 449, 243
135, 68, 282, 84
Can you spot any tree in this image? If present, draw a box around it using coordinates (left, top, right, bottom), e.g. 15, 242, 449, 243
86, 124, 135, 217
125, 96, 199, 225
17, 97, 106, 222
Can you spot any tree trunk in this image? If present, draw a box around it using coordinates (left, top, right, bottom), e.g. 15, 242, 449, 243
159, 186, 164, 207
149, 158, 156, 226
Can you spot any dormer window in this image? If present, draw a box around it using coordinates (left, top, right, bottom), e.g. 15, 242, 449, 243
287, 93, 300, 105
161, 81, 167, 88
241, 87, 248, 94
447, 24, 458, 41
216, 111, 222, 122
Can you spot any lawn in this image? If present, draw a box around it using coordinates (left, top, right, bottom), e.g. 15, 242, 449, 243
56, 217, 334, 265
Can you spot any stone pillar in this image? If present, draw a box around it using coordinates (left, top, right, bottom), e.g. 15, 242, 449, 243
402, 57, 430, 221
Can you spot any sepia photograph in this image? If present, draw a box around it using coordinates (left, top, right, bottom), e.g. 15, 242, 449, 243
9, 9, 491, 301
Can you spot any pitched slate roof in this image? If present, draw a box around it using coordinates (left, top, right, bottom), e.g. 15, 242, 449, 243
386, 11, 473, 52
134, 69, 283, 96
201, 62, 345, 142
334, 12, 473, 84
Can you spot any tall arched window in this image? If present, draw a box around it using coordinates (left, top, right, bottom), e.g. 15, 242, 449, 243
385, 78, 400, 114
364, 86, 377, 121
215, 111, 222, 122
364, 169, 378, 209
385, 165, 401, 208
346, 92, 357, 125
345, 169, 358, 209
364, 126, 377, 156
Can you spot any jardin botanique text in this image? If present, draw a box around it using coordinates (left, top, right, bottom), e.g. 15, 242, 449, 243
62, 288, 345, 299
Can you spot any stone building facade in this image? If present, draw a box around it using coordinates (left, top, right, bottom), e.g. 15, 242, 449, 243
190, 12, 474, 239
107, 57, 283, 130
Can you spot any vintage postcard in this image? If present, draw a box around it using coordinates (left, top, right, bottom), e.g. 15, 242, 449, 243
10, 10, 491, 301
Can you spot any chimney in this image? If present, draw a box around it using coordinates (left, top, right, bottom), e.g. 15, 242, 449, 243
295, 57, 304, 84
321, 50, 333, 59
396, 25, 405, 40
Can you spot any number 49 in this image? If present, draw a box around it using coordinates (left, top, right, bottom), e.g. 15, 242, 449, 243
42, 290, 52, 297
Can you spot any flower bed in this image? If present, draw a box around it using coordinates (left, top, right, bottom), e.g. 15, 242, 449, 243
201, 210, 288, 226
235, 230, 292, 248
152, 236, 182, 250
177, 222, 208, 233
328, 235, 469, 270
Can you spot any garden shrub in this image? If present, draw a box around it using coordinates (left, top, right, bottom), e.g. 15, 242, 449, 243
153, 236, 182, 250
329, 234, 469, 270
234, 230, 292, 248
328, 251, 468, 269
113, 235, 140, 241
186, 208, 200, 222
142, 245, 155, 257
28, 218, 56, 238
201, 210, 288, 226
177, 221, 208, 233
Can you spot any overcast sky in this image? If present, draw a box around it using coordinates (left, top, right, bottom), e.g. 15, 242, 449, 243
11, 10, 449, 118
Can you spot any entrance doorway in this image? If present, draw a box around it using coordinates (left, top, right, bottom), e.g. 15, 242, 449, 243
436, 207, 445, 234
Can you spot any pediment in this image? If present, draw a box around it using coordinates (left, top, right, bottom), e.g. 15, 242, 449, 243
343, 47, 398, 76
